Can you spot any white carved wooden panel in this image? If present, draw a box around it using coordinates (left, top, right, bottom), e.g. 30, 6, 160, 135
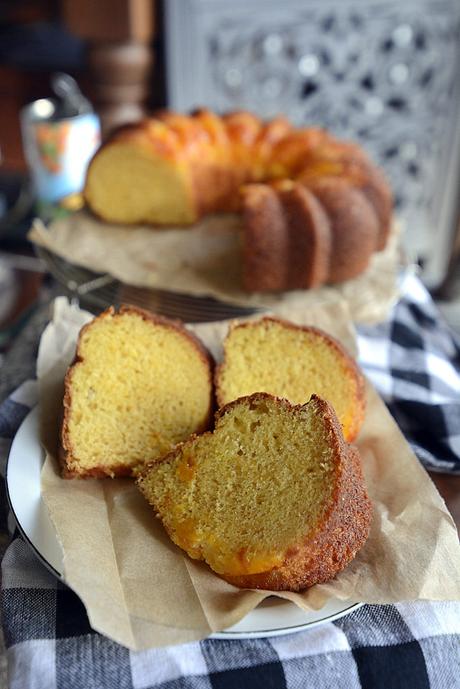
165, 0, 460, 288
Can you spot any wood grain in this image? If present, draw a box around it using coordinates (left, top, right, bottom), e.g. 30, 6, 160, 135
429, 472, 460, 534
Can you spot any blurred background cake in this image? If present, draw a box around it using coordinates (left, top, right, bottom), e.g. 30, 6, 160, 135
0, 0, 460, 331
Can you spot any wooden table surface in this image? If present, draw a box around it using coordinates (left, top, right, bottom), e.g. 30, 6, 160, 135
430, 473, 460, 534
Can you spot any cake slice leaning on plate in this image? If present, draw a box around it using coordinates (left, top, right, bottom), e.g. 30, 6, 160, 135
60, 305, 214, 478
137, 393, 372, 592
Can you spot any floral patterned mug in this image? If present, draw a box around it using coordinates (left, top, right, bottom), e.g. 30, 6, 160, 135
20, 97, 100, 203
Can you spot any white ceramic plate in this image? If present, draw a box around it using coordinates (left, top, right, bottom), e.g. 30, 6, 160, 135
6, 407, 362, 638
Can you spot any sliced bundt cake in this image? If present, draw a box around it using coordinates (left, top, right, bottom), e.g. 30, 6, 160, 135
215, 317, 365, 442
60, 305, 213, 478
84, 109, 392, 291
137, 393, 372, 591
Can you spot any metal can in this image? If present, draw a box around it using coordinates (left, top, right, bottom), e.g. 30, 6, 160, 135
20, 97, 100, 203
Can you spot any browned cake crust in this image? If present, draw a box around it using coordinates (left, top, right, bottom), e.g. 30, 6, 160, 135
277, 182, 332, 289
241, 185, 289, 292
214, 316, 366, 443
85, 109, 393, 292
359, 164, 393, 251
60, 305, 214, 479
137, 392, 372, 592
308, 178, 380, 284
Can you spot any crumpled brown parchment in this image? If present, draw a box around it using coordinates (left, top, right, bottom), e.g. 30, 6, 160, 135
37, 297, 460, 650
29, 211, 405, 323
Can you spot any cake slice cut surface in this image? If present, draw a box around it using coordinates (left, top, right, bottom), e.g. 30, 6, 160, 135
137, 393, 372, 591
61, 306, 213, 478
215, 317, 365, 442
85, 139, 198, 225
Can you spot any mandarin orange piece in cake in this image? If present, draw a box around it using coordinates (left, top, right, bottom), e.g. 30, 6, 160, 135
137, 393, 372, 592
83, 109, 392, 291
215, 317, 365, 442
60, 306, 213, 479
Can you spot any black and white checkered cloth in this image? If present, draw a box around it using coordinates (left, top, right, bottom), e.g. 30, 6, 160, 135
1, 273, 460, 689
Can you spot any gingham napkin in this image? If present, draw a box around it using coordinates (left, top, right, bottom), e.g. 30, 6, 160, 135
358, 273, 460, 474
1, 272, 459, 689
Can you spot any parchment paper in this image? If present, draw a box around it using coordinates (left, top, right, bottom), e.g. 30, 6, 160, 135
39, 297, 460, 650
29, 211, 403, 323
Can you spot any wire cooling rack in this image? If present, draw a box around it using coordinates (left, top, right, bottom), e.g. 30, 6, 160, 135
36, 246, 262, 323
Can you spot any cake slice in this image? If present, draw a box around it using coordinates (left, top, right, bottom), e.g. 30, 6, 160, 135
241, 181, 332, 292
137, 393, 372, 591
277, 181, 332, 289
60, 306, 213, 478
306, 177, 379, 284
241, 184, 289, 292
215, 317, 365, 442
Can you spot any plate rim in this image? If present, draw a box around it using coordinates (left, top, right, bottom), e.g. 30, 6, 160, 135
6, 406, 363, 639
6, 406, 62, 580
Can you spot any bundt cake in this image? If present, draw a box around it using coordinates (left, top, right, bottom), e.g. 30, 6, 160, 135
60, 305, 213, 478
84, 109, 392, 292
215, 317, 365, 442
137, 393, 372, 591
